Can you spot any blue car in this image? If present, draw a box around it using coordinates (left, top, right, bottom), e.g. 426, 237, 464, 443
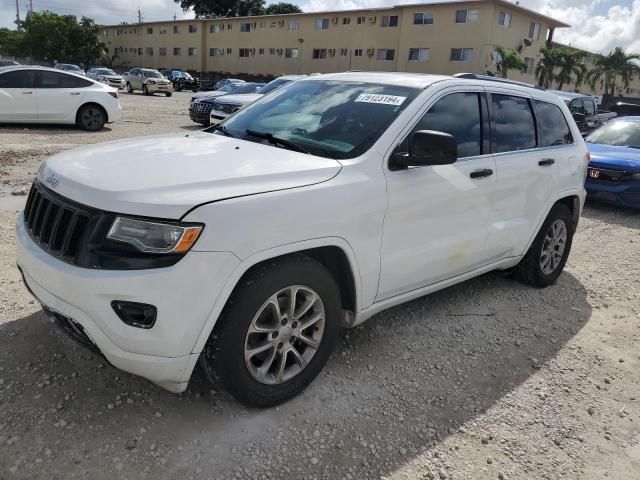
585, 117, 640, 209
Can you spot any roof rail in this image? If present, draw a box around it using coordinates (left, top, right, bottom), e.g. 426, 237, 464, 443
453, 73, 546, 91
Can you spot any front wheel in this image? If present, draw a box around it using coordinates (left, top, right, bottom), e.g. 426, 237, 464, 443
143, 86, 150, 96
126, 82, 133, 93
200, 255, 341, 407
165, 92, 172, 97
513, 203, 574, 287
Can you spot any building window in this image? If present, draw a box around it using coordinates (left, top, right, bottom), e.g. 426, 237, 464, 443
145, 47, 154, 55
210, 24, 223, 33
227, 24, 233, 30
146, 27, 153, 34
188, 24, 197, 33
342, 17, 351, 25
529, 22, 541, 40
188, 47, 197, 56
288, 21, 299, 30
524, 57, 535, 74
455, 9, 479, 23
315, 19, 329, 30
285, 48, 299, 58
239, 48, 250, 57
381, 15, 399, 27
354, 48, 363, 57
173, 25, 180, 33
226, 48, 232, 54
356, 16, 366, 24
259, 21, 266, 28
270, 21, 277, 28
450, 48, 473, 61
159, 47, 167, 56
173, 47, 181, 56
269, 48, 275, 55
413, 12, 433, 25
498, 11, 512, 27
209, 48, 223, 56
138, 48, 143, 56
340, 48, 348, 56
313, 49, 327, 59
408, 48, 429, 61
258, 48, 264, 55
240, 23, 251, 32
376, 49, 395, 60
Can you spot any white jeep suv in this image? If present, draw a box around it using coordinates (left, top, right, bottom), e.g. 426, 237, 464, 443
16, 72, 587, 407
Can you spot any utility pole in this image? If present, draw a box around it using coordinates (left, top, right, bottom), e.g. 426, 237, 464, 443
29, 0, 33, 14
138, 9, 143, 23
15, 0, 21, 29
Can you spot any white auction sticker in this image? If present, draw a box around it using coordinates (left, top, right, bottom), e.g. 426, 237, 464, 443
355, 93, 407, 106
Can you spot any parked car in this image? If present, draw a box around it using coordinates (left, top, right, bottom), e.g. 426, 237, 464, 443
210, 75, 305, 123
162, 70, 200, 92
610, 101, 640, 117
189, 83, 265, 125
87, 67, 125, 90
54, 63, 85, 76
0, 58, 19, 67
0, 66, 121, 130
214, 78, 245, 90
16, 72, 587, 407
190, 81, 251, 103
550, 91, 617, 134
125, 68, 173, 96
584, 117, 640, 208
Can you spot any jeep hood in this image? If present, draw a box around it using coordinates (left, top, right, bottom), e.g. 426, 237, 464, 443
39, 132, 342, 219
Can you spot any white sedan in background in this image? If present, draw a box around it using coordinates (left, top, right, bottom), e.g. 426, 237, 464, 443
87, 67, 125, 90
0, 66, 121, 131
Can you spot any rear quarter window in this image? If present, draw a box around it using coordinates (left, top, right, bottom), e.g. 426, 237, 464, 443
39, 71, 93, 88
533, 99, 573, 146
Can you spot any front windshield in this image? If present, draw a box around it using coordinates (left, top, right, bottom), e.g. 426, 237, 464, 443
143, 70, 163, 79
97, 69, 116, 76
257, 78, 292, 95
586, 120, 640, 148
60, 64, 81, 71
218, 79, 420, 159
230, 83, 263, 94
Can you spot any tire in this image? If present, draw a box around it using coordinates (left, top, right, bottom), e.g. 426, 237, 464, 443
513, 203, 574, 287
175, 83, 182, 92
200, 254, 341, 407
76, 104, 106, 131
143, 86, 150, 96
126, 82, 133, 94
165, 92, 172, 97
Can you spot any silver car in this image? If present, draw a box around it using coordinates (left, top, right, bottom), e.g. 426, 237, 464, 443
87, 68, 125, 90
125, 68, 173, 97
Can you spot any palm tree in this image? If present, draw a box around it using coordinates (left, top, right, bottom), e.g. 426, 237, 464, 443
535, 47, 563, 88
555, 50, 587, 90
587, 47, 640, 97
494, 46, 527, 79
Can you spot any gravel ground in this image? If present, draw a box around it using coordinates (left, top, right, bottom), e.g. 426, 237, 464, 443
1, 93, 639, 480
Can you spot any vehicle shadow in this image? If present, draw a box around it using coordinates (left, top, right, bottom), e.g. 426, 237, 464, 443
0, 124, 113, 134
0, 271, 591, 478
582, 200, 640, 229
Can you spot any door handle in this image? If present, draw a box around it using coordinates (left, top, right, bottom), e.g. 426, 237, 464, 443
69, 92, 81, 95
470, 168, 494, 179
21, 91, 33, 94
539, 158, 555, 166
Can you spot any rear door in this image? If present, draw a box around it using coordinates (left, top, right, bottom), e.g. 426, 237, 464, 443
485, 90, 560, 260
0, 69, 37, 121
36, 71, 93, 121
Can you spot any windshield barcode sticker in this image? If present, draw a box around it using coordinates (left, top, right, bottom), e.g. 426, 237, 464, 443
355, 94, 407, 106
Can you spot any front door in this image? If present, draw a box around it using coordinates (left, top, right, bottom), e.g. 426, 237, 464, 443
378, 89, 496, 300
0, 69, 37, 121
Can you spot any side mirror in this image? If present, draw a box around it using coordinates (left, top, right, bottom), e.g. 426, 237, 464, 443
390, 130, 457, 170
572, 111, 586, 122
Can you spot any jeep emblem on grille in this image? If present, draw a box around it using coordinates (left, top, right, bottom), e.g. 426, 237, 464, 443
45, 175, 59, 188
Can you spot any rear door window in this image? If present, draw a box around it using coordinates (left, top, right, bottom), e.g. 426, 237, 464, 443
0, 70, 36, 88
38, 71, 93, 88
533, 100, 573, 146
491, 94, 536, 153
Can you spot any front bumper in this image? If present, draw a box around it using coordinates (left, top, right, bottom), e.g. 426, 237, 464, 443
16, 213, 239, 392
146, 83, 173, 93
585, 179, 640, 209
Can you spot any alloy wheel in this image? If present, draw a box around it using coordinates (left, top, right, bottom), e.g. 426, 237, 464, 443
540, 219, 567, 275
81, 108, 103, 130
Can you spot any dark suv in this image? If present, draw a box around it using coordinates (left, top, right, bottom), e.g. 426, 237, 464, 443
162, 70, 199, 92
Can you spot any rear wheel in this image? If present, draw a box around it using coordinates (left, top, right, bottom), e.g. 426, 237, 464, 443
513, 203, 574, 287
175, 82, 182, 92
200, 255, 341, 407
77, 105, 106, 131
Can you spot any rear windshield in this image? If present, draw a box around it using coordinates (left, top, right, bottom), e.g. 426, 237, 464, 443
219, 80, 420, 159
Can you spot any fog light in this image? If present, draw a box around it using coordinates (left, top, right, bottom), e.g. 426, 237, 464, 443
111, 301, 157, 329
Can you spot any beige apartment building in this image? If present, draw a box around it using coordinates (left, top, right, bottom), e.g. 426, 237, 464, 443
101, 0, 568, 85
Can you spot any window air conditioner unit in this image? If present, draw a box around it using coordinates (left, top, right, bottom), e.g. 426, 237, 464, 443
367, 16, 377, 23
331, 17, 338, 24
366, 48, 374, 56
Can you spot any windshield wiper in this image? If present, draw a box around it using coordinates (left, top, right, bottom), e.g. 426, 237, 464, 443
245, 129, 310, 154
210, 123, 238, 138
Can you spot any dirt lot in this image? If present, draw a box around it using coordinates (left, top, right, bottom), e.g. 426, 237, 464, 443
1, 92, 639, 480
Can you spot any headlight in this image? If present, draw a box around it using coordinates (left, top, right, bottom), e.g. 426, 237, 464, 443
146, 80, 155, 84
107, 217, 203, 254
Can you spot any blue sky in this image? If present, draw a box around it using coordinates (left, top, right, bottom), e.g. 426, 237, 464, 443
1, 0, 639, 54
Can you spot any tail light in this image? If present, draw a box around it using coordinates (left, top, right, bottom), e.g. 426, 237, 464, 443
108, 91, 119, 99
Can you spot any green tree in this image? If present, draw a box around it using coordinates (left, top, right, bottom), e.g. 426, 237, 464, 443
176, 0, 269, 17
494, 46, 527, 79
535, 47, 563, 88
0, 28, 25, 57
555, 50, 587, 90
587, 47, 640, 97
265, 2, 302, 14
